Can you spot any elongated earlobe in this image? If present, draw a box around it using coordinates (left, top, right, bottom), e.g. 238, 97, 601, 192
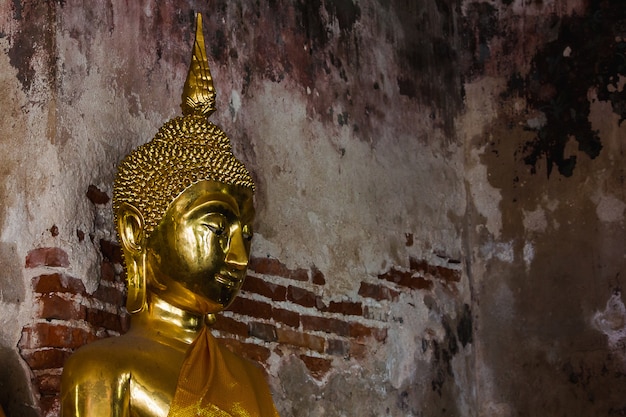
116, 203, 147, 313
118, 203, 145, 254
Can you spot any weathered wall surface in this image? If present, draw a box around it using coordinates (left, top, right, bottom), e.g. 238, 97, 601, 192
0, 0, 624, 416
461, 1, 626, 415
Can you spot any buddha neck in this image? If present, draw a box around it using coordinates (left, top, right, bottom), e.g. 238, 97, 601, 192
130, 292, 207, 345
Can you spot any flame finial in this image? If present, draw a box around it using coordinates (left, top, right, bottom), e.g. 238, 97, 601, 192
181, 13, 216, 117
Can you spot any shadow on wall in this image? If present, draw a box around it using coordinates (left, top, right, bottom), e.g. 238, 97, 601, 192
0, 243, 35, 415
0, 345, 37, 417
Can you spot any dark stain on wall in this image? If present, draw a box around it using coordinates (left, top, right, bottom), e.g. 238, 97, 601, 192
7, 1, 57, 93
324, 0, 361, 33
200, 0, 467, 142
462, 2, 499, 77
505, 2, 626, 177
456, 303, 472, 347
392, 0, 465, 137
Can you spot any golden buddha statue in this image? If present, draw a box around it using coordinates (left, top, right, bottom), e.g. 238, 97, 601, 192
60, 14, 279, 417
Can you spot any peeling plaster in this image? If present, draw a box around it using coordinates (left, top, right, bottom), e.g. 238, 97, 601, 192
2, 0, 626, 416
592, 192, 626, 224
593, 292, 626, 365
522, 207, 548, 233
467, 147, 503, 239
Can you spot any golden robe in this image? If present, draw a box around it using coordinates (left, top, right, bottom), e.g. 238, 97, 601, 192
168, 327, 280, 417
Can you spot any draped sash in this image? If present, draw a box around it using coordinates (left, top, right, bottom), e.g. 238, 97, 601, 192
167, 327, 279, 417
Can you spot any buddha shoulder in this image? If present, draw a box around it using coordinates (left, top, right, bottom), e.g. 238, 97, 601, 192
60, 334, 184, 417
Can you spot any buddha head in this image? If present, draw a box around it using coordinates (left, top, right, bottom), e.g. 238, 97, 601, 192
112, 14, 254, 316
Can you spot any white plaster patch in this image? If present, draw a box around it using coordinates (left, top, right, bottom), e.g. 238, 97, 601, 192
523, 241, 534, 270
592, 192, 626, 223
562, 46, 572, 57
480, 239, 514, 263
522, 207, 548, 233
593, 292, 626, 364
385, 292, 431, 389
229, 89, 242, 122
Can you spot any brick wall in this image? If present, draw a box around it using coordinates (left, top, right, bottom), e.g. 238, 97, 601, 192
16, 189, 462, 416
19, 245, 128, 416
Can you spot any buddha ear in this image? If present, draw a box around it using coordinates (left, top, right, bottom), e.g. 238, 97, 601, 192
117, 202, 148, 314
117, 202, 146, 255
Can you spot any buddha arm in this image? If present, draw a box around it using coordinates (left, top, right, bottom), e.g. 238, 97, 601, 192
60, 357, 131, 417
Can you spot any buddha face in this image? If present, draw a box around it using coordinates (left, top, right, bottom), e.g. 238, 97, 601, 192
144, 180, 254, 315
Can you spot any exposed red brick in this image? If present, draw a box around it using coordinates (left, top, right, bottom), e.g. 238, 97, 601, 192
349, 342, 367, 360
349, 322, 387, 343
374, 328, 388, 343
287, 286, 317, 308
212, 315, 249, 337
86, 309, 123, 333
86, 184, 110, 205
241, 275, 287, 301
40, 395, 60, 417
358, 281, 399, 301
93, 285, 125, 306
36, 372, 61, 394
322, 301, 363, 316
21, 323, 97, 350
100, 239, 123, 264
22, 348, 71, 370
302, 315, 350, 336
272, 308, 300, 328
77, 229, 85, 242
326, 339, 349, 357
299, 355, 332, 379
40, 294, 85, 321
276, 328, 325, 352
25, 247, 69, 268
249, 322, 277, 342
33, 273, 86, 295
409, 257, 461, 283
49, 225, 59, 237
100, 261, 116, 282
311, 266, 326, 285
405, 233, 414, 247
18, 327, 32, 349
229, 297, 272, 319
249, 257, 308, 281
219, 337, 272, 364
378, 267, 433, 290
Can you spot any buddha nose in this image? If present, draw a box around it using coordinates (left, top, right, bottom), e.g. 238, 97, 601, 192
225, 228, 248, 271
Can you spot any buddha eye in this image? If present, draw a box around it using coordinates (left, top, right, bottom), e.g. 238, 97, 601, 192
209, 225, 225, 236
201, 213, 227, 236
202, 222, 225, 236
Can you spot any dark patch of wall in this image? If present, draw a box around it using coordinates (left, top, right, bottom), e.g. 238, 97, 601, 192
470, 1, 626, 415
194, 0, 466, 141
504, 2, 626, 177
7, 1, 57, 93
0, 346, 37, 417
391, 0, 465, 138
